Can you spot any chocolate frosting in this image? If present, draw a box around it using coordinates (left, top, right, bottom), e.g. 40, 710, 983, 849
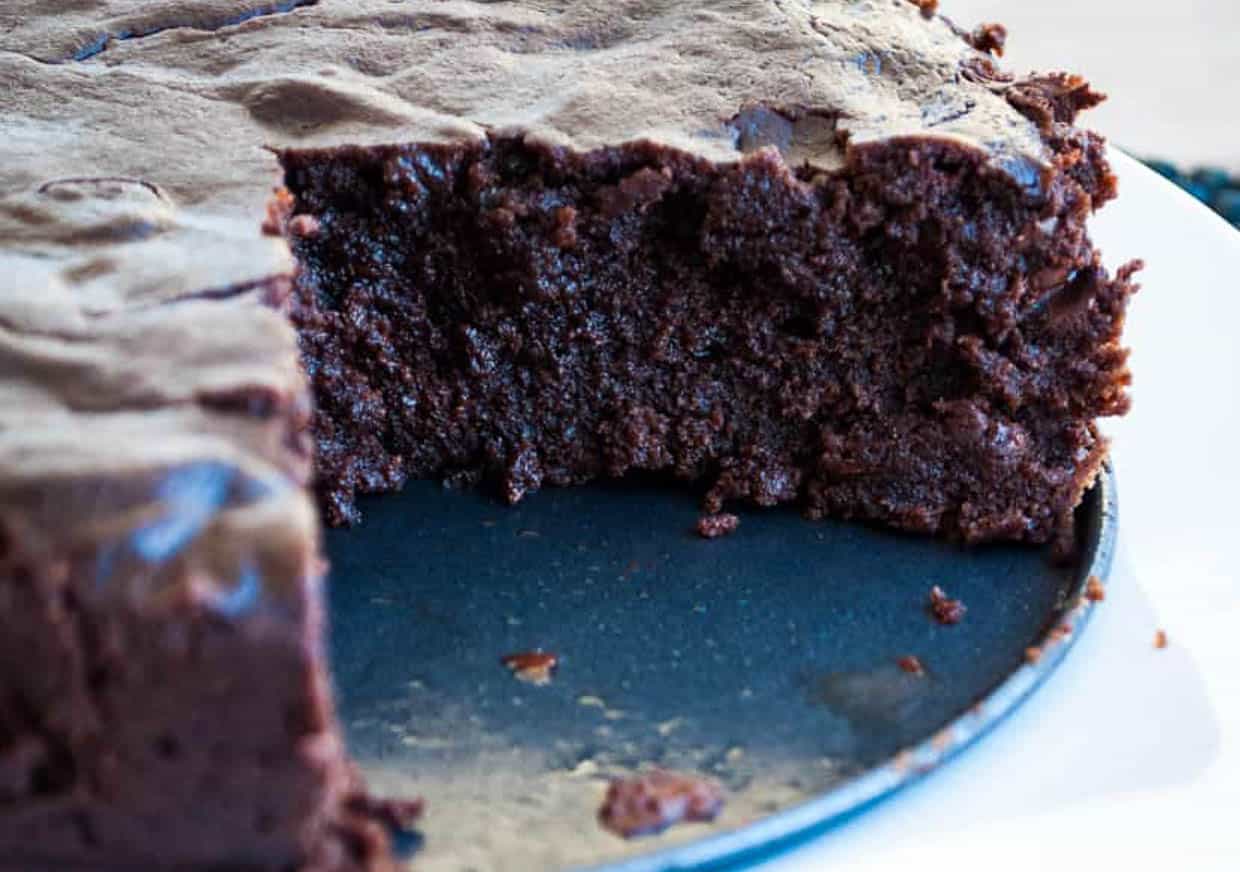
2, 0, 1044, 208
0, 176, 308, 611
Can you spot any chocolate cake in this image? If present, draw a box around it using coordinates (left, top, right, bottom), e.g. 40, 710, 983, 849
0, 1, 1137, 869
275, 5, 1136, 541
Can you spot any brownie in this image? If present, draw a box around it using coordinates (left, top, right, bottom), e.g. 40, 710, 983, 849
271, 2, 1138, 542
0, 1, 1139, 869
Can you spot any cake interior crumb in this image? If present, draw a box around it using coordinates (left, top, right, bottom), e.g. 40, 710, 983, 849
928, 585, 966, 625
500, 651, 559, 685
897, 655, 926, 676
1084, 574, 1106, 602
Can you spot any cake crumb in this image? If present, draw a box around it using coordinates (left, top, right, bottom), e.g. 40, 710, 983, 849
1084, 575, 1106, 602
598, 770, 724, 838
1024, 646, 1043, 664
966, 23, 1008, 56
897, 655, 925, 676
287, 213, 321, 238
551, 205, 579, 249
261, 187, 294, 235
906, 0, 938, 19
500, 650, 558, 685
1154, 629, 1168, 650
928, 585, 966, 625
696, 513, 740, 539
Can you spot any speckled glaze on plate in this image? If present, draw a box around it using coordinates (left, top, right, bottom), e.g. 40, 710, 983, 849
325, 465, 1115, 872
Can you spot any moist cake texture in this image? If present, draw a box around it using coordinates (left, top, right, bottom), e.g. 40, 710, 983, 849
285, 125, 1133, 541
271, 0, 1137, 540
0, 1, 1137, 869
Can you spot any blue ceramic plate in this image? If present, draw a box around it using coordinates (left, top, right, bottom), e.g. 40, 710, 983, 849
326, 466, 1115, 872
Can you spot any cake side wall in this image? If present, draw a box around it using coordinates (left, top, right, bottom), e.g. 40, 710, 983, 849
282, 129, 1135, 543
0, 469, 379, 870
